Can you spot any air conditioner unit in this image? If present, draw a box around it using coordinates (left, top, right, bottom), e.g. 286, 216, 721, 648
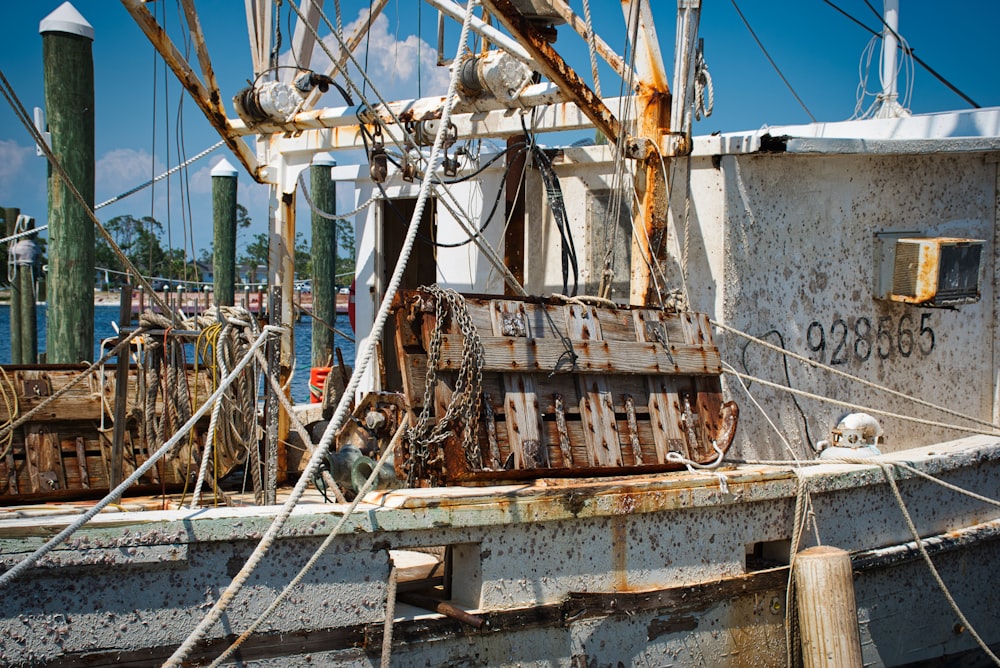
886, 237, 984, 307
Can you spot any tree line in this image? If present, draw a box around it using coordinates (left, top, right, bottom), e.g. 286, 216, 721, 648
95, 205, 355, 288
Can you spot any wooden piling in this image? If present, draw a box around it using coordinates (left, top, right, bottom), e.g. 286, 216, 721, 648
211, 158, 238, 306
310, 153, 337, 367
41, 5, 95, 363
794, 545, 864, 668
4, 207, 22, 364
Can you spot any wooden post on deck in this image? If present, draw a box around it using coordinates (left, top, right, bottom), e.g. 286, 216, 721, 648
4, 207, 22, 364
109, 285, 132, 488
211, 158, 238, 306
503, 136, 526, 295
17, 218, 38, 364
41, 3, 95, 363
310, 153, 337, 368
794, 545, 864, 668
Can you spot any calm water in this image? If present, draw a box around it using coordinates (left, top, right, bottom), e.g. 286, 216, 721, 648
0, 304, 356, 404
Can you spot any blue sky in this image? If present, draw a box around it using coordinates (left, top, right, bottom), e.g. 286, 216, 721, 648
1, 1, 998, 266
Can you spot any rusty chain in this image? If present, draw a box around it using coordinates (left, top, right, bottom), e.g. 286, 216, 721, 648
403, 286, 484, 485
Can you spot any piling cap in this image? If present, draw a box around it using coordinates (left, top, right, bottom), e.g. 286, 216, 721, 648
312, 152, 336, 167
211, 158, 238, 178
40, 2, 94, 40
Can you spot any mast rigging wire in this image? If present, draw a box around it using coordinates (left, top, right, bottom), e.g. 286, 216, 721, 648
94, 141, 224, 210
0, 67, 177, 319
819, 0, 980, 109
729, 0, 817, 122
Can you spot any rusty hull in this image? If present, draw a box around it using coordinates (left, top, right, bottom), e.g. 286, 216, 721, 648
0, 436, 997, 665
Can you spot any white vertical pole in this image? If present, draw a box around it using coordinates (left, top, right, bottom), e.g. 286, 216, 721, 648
880, 0, 899, 103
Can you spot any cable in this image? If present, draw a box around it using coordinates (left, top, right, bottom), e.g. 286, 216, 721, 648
716, 319, 997, 430
876, 461, 1000, 664
723, 360, 802, 463
730, 0, 816, 122
820, 0, 981, 109
739, 329, 816, 450
0, 67, 178, 320
724, 367, 997, 437
0, 325, 280, 589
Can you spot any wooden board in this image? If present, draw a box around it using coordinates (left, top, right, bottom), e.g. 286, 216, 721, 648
490, 300, 546, 469
0, 365, 217, 504
565, 304, 621, 467
434, 335, 720, 376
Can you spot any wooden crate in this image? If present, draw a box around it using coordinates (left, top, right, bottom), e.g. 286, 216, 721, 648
0, 365, 217, 503
392, 291, 738, 485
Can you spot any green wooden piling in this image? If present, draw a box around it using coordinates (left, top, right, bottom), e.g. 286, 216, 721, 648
211, 158, 238, 306
3, 207, 22, 364
310, 153, 337, 368
41, 5, 95, 363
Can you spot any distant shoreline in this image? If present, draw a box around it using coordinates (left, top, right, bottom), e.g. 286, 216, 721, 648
0, 290, 122, 307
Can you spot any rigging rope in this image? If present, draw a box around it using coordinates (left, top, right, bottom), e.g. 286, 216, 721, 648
0, 67, 178, 320
581, 0, 602, 99
207, 423, 401, 667
734, 448, 1000, 668
724, 367, 998, 437
693, 43, 714, 121
93, 140, 225, 211
714, 320, 998, 430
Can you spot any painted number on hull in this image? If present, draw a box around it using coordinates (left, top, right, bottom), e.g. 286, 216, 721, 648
806, 313, 935, 365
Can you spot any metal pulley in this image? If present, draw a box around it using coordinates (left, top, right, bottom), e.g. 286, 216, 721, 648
400, 140, 417, 183
441, 122, 459, 177
369, 125, 388, 183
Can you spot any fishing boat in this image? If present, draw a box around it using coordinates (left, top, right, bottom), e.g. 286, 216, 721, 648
0, 0, 998, 666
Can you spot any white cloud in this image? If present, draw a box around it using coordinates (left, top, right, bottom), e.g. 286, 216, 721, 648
0, 140, 35, 199
95, 148, 163, 201
285, 10, 450, 105
0, 140, 31, 182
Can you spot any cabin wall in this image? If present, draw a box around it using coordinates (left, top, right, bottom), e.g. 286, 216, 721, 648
525, 150, 636, 301
349, 146, 999, 460
515, 145, 998, 460
684, 151, 998, 460
351, 166, 505, 393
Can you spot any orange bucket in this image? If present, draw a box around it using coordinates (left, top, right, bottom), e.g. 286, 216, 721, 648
309, 366, 331, 403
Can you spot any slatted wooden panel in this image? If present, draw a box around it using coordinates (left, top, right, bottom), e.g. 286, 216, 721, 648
392, 292, 737, 484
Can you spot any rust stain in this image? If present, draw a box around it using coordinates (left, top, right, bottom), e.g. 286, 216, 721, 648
611, 515, 628, 591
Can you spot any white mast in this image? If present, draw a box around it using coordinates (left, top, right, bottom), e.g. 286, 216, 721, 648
874, 0, 909, 118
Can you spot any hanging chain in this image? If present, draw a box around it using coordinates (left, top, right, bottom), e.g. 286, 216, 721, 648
404, 286, 484, 485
